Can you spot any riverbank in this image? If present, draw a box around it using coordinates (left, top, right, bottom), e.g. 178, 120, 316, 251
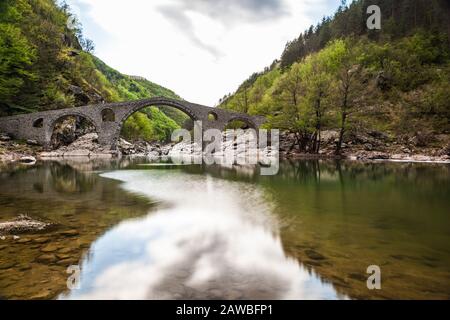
1, 130, 449, 164
279, 130, 450, 163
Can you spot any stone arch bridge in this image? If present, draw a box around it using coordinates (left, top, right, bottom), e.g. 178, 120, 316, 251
0, 97, 265, 150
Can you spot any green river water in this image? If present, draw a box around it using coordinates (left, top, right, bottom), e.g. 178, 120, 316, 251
0, 159, 449, 299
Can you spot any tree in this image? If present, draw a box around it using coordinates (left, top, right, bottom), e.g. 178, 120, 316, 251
332, 41, 365, 154
0, 24, 36, 107
299, 41, 345, 153
269, 63, 312, 152
81, 38, 95, 53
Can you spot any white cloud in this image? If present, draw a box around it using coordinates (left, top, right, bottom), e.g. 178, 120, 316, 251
67, 0, 340, 106
61, 169, 344, 300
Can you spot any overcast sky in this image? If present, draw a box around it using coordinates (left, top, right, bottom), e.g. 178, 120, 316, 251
66, 0, 342, 106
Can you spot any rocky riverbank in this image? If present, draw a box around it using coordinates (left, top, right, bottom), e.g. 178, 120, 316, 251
279, 130, 450, 163
39, 133, 118, 159
0, 133, 42, 164
1, 130, 449, 164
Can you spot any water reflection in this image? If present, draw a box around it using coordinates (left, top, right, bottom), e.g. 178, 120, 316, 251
193, 160, 450, 299
62, 169, 344, 299
1, 159, 449, 300
0, 161, 152, 300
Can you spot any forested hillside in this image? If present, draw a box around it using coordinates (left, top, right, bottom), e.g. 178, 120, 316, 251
0, 0, 184, 142
219, 0, 450, 155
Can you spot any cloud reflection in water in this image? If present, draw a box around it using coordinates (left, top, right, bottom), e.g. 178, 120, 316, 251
61, 168, 344, 300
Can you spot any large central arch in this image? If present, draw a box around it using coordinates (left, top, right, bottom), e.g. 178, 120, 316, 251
109, 98, 201, 148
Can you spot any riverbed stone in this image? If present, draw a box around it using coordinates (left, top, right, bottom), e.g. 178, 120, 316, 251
57, 247, 75, 254
0, 261, 17, 270
17, 265, 32, 271
348, 272, 367, 281
30, 289, 54, 300
17, 238, 32, 244
33, 237, 50, 244
56, 258, 78, 266
59, 229, 79, 237
41, 243, 61, 253
35, 254, 57, 264
305, 249, 326, 260
56, 253, 72, 260
304, 260, 323, 267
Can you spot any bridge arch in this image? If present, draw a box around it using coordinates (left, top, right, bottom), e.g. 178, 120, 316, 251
47, 112, 99, 148
112, 98, 199, 146
33, 118, 44, 128
224, 116, 258, 131
0, 97, 265, 151
119, 98, 199, 124
101, 108, 115, 122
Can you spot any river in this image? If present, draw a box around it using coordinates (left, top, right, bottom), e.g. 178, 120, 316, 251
0, 159, 449, 299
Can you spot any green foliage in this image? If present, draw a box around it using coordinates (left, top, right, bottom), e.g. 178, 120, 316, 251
278, 0, 449, 70
219, 0, 450, 153
220, 68, 281, 115
221, 32, 450, 153
0, 23, 36, 106
122, 107, 181, 142
0, 0, 186, 142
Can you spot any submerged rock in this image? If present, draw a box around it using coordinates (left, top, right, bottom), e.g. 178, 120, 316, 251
0, 215, 53, 235
41, 243, 61, 253
305, 249, 326, 261
0, 261, 17, 270
35, 254, 58, 264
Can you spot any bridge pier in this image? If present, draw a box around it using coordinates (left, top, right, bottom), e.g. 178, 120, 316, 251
97, 122, 121, 150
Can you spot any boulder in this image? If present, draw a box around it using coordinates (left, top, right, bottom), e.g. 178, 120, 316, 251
26, 139, 40, 146
0, 133, 11, 141
19, 156, 37, 164
0, 215, 53, 235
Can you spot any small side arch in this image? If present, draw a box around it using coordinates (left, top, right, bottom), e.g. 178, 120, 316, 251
224, 117, 257, 130
33, 118, 44, 128
101, 108, 115, 122
208, 111, 218, 122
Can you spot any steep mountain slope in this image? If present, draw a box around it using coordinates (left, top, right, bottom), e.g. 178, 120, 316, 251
219, 0, 450, 156
0, 0, 185, 141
